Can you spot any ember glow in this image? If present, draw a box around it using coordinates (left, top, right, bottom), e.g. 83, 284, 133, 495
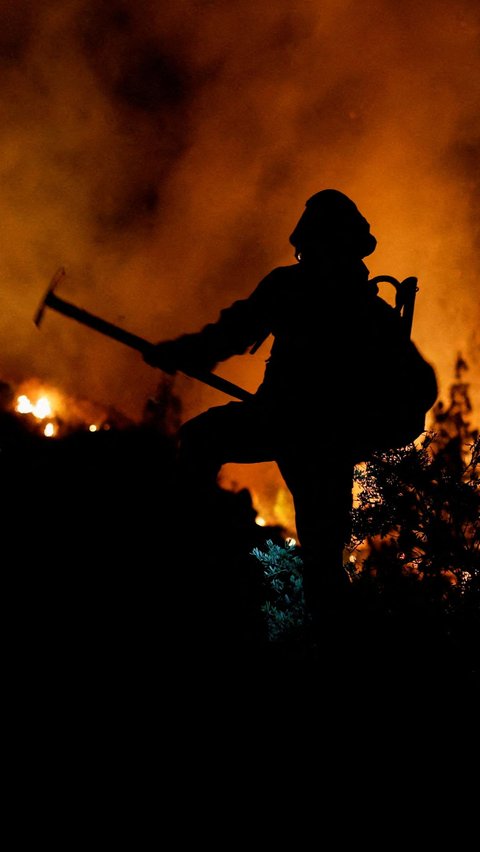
10, 378, 118, 438
0, 1, 479, 527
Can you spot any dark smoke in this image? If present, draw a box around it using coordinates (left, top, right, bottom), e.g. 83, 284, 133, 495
0, 0, 479, 518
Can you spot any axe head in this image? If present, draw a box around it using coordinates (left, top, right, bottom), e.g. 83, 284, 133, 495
34, 267, 66, 327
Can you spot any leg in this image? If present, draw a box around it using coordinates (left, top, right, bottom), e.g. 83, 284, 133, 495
278, 450, 355, 622
172, 400, 279, 541
171, 401, 277, 653
177, 400, 277, 493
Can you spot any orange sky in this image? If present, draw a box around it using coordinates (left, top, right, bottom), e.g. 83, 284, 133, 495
1, 0, 479, 521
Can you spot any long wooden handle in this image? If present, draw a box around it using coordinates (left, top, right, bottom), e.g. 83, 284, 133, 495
42, 291, 254, 402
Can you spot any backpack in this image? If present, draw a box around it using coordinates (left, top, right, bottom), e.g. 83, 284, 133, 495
358, 275, 438, 454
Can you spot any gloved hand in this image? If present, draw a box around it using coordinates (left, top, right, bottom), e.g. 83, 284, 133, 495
143, 340, 183, 375
144, 334, 218, 375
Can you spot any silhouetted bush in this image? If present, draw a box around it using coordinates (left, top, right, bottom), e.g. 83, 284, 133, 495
350, 356, 479, 612
253, 357, 478, 679
2, 368, 478, 679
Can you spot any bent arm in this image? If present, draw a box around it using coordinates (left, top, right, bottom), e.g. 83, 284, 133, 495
147, 270, 278, 374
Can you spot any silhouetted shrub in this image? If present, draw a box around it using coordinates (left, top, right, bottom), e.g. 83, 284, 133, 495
255, 357, 479, 673
350, 356, 479, 616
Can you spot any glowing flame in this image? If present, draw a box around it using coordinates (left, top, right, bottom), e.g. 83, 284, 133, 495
255, 515, 266, 527
33, 397, 52, 419
11, 381, 114, 437
15, 393, 52, 420
15, 394, 34, 414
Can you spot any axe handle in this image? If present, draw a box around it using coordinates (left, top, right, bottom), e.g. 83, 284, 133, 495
46, 291, 150, 351
44, 291, 254, 402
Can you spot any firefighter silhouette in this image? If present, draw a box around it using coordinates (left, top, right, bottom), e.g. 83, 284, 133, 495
145, 189, 437, 624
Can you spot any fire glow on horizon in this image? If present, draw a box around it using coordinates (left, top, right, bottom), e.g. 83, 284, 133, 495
0, 1, 479, 518
11, 379, 109, 440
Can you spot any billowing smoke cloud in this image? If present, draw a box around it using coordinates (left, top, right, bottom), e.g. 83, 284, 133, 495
0, 0, 479, 511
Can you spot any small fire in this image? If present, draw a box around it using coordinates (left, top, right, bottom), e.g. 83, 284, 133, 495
15, 391, 58, 437
10, 379, 118, 437
255, 515, 266, 527
15, 394, 52, 420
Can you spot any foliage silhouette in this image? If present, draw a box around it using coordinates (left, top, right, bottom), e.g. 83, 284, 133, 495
252, 539, 305, 642
350, 355, 479, 611
255, 357, 479, 676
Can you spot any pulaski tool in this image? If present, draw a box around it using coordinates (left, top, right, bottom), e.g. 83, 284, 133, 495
34, 268, 418, 401
34, 267, 254, 402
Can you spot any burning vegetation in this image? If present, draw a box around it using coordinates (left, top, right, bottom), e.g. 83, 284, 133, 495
3, 377, 133, 439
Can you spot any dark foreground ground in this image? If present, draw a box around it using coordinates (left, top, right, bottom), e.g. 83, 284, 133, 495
3, 413, 478, 715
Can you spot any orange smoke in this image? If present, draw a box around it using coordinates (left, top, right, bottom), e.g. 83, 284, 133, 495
0, 1, 479, 522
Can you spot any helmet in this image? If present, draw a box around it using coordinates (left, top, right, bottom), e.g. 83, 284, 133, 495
289, 189, 377, 259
